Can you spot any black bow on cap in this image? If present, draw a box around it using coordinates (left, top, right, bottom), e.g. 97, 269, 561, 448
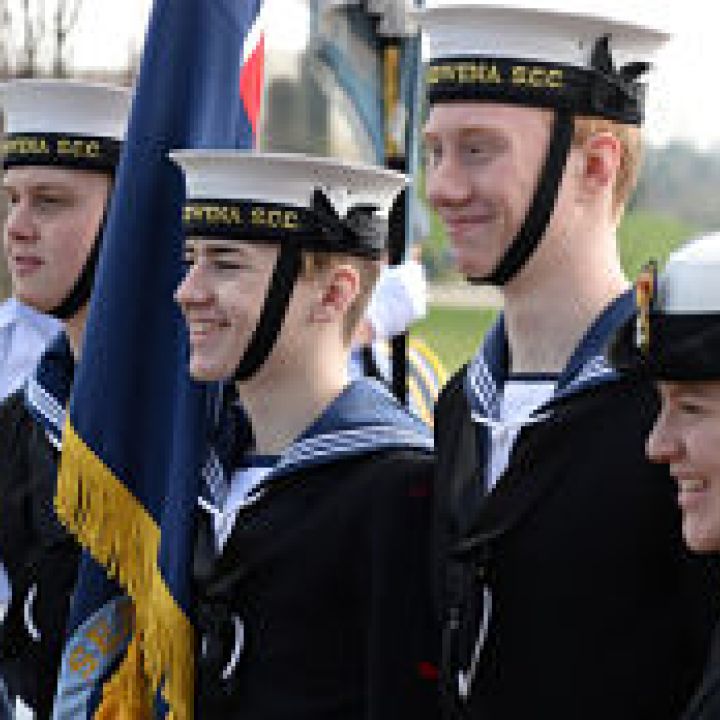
589, 35, 651, 117
310, 188, 386, 258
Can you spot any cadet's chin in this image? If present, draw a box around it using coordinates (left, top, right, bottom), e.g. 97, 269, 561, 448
450, 245, 500, 281
188, 356, 232, 383
681, 512, 720, 554
13, 286, 56, 315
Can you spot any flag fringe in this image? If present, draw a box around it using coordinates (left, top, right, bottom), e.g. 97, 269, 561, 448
56, 418, 194, 720
93, 634, 153, 720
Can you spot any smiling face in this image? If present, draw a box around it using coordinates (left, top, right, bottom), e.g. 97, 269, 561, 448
422, 102, 554, 279
174, 237, 282, 381
175, 234, 370, 386
3, 165, 111, 313
647, 380, 720, 552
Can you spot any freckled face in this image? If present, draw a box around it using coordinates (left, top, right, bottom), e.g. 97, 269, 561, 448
423, 102, 553, 279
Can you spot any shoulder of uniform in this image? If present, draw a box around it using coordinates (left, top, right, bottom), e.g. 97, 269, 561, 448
374, 445, 435, 470
339, 446, 435, 495
568, 374, 660, 419
0, 389, 30, 426
0, 389, 34, 454
435, 364, 470, 427
361, 449, 435, 514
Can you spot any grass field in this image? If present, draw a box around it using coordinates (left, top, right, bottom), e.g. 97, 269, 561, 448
412, 305, 497, 375
617, 210, 695, 279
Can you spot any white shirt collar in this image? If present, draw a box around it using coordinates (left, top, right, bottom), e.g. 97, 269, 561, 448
0, 297, 62, 335
0, 298, 21, 329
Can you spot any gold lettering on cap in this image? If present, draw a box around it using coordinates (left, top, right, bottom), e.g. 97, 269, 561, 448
427, 62, 503, 86
251, 206, 301, 230
57, 138, 102, 159
511, 65, 564, 89
484, 64, 502, 84
2, 136, 51, 156
183, 204, 244, 226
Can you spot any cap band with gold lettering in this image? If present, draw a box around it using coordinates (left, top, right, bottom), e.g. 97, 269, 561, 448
3, 132, 122, 172
426, 53, 646, 125
182, 195, 388, 259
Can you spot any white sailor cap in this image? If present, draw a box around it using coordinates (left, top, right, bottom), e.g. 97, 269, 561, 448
2, 79, 131, 171
415, 3, 670, 125
609, 234, 720, 380
171, 150, 408, 258
657, 234, 720, 315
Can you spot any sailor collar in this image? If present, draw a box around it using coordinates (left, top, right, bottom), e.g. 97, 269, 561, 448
200, 377, 434, 513
465, 290, 635, 422
23, 332, 75, 451
276, 377, 434, 474
0, 298, 20, 330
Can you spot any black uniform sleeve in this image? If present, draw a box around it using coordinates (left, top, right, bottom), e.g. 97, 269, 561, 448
0, 392, 35, 573
0, 392, 81, 717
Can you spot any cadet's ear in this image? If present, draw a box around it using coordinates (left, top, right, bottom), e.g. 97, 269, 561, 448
575, 131, 622, 206
311, 262, 360, 326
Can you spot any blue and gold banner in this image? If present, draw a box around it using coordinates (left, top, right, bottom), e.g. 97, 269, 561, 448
55, 0, 265, 717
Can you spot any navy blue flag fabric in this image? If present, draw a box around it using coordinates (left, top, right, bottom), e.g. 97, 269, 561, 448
54, 0, 265, 717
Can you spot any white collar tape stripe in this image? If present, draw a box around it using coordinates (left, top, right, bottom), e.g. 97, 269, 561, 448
567, 355, 615, 390
200, 448, 229, 506
468, 351, 617, 422
45, 430, 63, 451
468, 357, 500, 416
27, 379, 65, 430
279, 427, 433, 470
285, 425, 426, 455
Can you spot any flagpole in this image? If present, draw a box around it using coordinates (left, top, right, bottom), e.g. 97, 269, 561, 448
383, 39, 408, 405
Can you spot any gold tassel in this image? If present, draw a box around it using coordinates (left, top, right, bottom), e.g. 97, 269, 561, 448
93, 634, 153, 720
57, 420, 195, 720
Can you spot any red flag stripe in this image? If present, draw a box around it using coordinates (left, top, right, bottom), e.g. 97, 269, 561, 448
240, 32, 265, 137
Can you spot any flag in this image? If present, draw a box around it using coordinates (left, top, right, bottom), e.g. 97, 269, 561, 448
54, 0, 266, 717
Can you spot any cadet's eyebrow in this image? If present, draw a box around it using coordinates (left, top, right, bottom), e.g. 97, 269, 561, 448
2, 181, 72, 194
185, 242, 253, 260
205, 244, 243, 252
421, 125, 507, 145
665, 382, 720, 403
204, 244, 252, 258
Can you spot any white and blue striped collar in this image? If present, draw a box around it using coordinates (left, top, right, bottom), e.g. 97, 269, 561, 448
276, 377, 432, 464
274, 422, 433, 477
23, 332, 74, 451
466, 290, 635, 421
200, 378, 433, 513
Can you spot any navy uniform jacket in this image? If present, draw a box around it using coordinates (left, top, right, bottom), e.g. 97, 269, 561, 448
0, 391, 80, 718
194, 381, 440, 719
433, 295, 719, 719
